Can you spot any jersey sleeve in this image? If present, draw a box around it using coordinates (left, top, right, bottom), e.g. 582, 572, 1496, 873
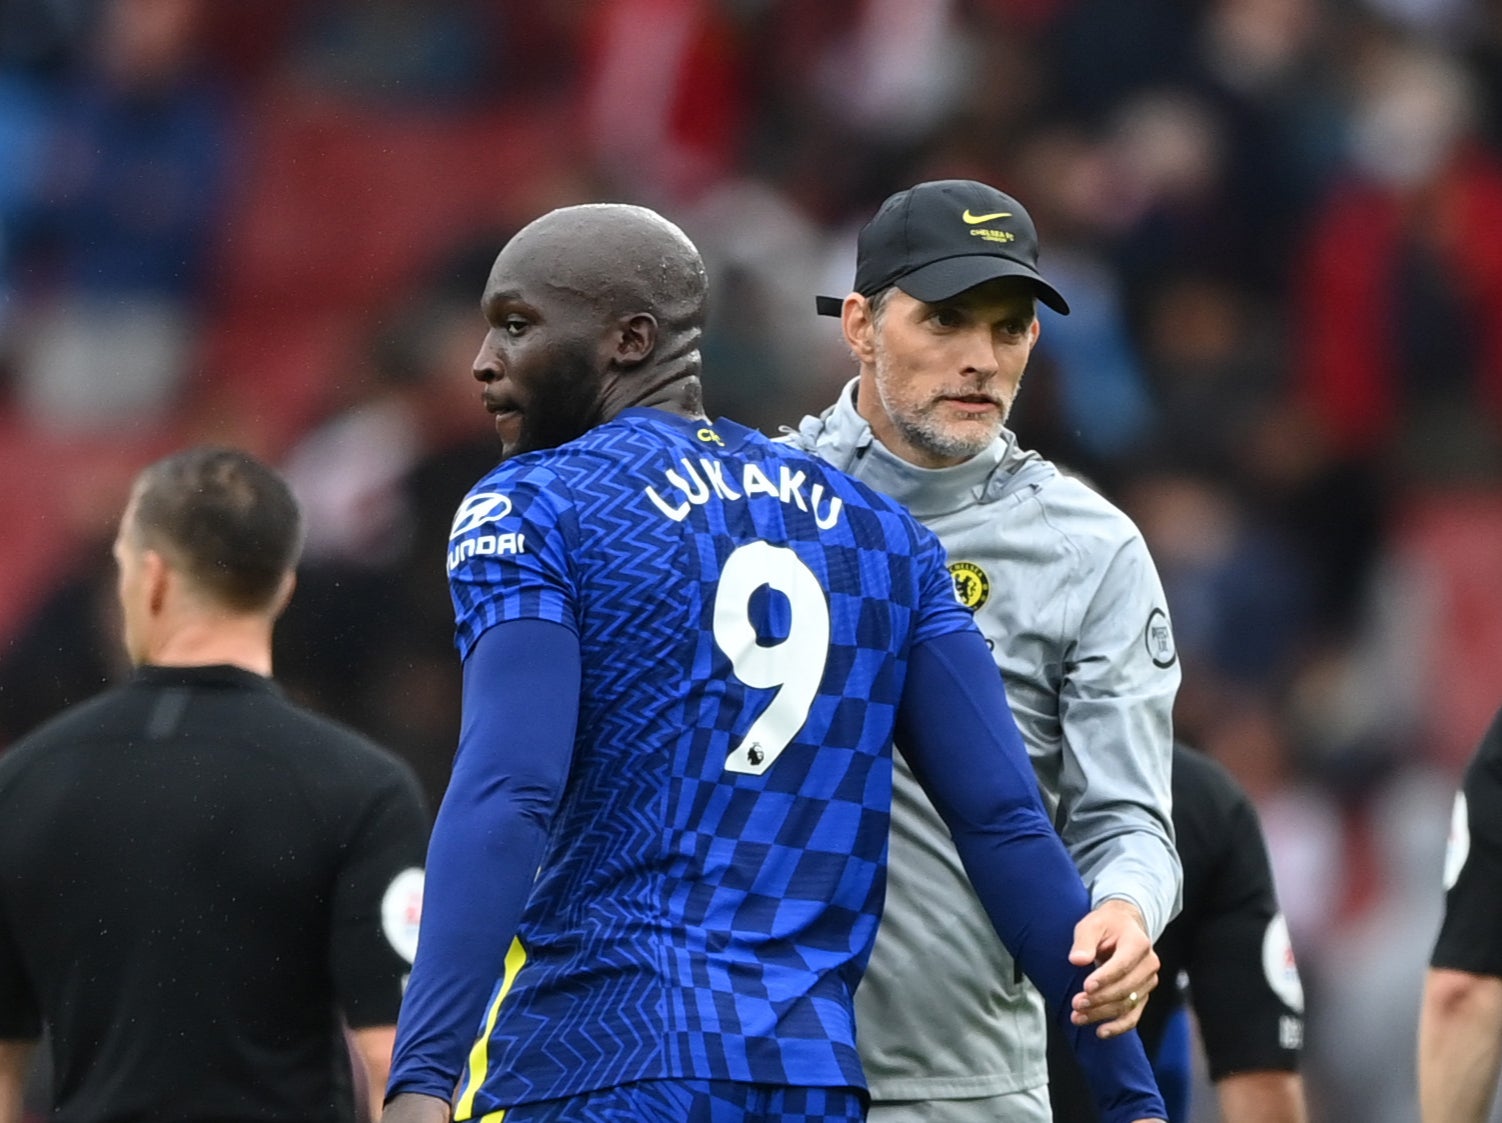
1056, 531, 1181, 940
387, 620, 581, 1103
910, 521, 979, 647
897, 628, 1166, 1123
1432, 709, 1502, 976
0, 896, 40, 1039
446, 466, 579, 661
328, 758, 432, 1029
1181, 771, 1303, 1078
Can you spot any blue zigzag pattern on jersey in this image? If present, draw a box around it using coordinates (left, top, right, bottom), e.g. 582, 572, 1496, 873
446, 412, 975, 1114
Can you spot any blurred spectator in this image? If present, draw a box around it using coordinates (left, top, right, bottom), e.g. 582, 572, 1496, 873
1007, 124, 1158, 472
0, 442, 148, 743
1106, 90, 1237, 295
1136, 273, 1387, 643
1121, 467, 1311, 695
1045, 0, 1200, 120
284, 0, 502, 105
1312, 766, 1455, 1123
1138, 272, 1275, 474
580, 0, 751, 201
0, 540, 120, 745
9, 0, 234, 433
1194, 0, 1347, 289
680, 175, 836, 428
1323, 493, 1502, 775
1295, 40, 1502, 474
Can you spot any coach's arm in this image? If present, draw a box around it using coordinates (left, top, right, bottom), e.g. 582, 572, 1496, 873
0, 1039, 36, 1123
1419, 967, 1502, 1123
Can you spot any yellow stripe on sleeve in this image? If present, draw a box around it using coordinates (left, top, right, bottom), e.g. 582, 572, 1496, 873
452, 937, 528, 1122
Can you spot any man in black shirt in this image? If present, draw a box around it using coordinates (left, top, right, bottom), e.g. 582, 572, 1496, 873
0, 447, 430, 1123
1049, 743, 1308, 1122
1420, 705, 1502, 1123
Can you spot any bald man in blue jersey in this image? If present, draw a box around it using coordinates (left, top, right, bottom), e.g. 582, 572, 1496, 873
381, 204, 1166, 1123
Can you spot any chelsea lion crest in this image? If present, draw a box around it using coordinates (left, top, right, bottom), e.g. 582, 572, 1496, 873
947, 561, 990, 611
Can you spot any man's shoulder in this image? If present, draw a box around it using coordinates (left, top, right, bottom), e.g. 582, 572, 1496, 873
0, 684, 132, 783
1462, 708, 1502, 806
1027, 465, 1143, 547
266, 697, 421, 792
463, 450, 573, 504
1473, 707, 1502, 770
967, 461, 1150, 587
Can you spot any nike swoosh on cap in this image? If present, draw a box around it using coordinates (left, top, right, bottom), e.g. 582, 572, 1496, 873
961, 209, 1012, 224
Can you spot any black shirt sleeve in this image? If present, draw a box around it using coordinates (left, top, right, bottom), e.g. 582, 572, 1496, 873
1176, 748, 1303, 1079
0, 894, 40, 1039
328, 756, 432, 1028
1431, 707, 1502, 977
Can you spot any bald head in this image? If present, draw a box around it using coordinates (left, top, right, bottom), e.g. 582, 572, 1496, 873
491, 204, 708, 338
471, 204, 711, 457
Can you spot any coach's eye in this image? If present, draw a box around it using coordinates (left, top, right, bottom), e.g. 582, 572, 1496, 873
504, 317, 529, 338
930, 307, 964, 328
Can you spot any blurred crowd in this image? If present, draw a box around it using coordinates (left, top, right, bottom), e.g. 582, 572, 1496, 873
4, 0, 1502, 1118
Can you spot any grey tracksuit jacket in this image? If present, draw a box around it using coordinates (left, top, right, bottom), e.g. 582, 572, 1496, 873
783, 381, 1182, 1105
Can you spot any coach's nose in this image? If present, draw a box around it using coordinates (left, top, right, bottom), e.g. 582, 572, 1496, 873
958, 325, 999, 380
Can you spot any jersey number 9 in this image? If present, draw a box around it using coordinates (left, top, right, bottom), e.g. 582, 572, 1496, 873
712, 542, 831, 776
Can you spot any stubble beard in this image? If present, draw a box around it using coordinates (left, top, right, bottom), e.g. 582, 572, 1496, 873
502, 345, 604, 460
871, 345, 1008, 464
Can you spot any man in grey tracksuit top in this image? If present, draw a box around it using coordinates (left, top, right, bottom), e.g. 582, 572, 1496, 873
791, 180, 1181, 1123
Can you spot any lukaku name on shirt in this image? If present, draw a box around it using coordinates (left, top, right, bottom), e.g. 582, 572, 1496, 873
643, 456, 845, 528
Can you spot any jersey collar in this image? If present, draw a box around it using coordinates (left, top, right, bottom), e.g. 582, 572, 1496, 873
132, 664, 279, 693
612, 407, 754, 450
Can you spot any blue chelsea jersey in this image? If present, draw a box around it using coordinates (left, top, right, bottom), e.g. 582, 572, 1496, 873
444, 408, 974, 1109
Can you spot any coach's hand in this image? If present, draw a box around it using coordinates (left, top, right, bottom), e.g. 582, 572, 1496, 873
381, 1092, 452, 1123
1067, 898, 1159, 1038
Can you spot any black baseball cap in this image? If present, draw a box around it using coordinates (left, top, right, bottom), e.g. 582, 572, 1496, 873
815, 179, 1070, 317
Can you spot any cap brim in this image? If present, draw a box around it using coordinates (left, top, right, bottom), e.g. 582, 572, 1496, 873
815, 295, 844, 317
897, 255, 1070, 315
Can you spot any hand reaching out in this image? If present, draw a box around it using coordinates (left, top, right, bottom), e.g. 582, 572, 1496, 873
1068, 898, 1159, 1038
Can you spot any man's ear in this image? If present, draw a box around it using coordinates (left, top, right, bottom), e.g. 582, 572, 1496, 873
613, 313, 659, 368
143, 549, 170, 617
270, 570, 297, 621
841, 294, 877, 363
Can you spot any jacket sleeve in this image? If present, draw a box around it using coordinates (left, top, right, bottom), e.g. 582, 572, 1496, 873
1057, 530, 1182, 939
899, 627, 1166, 1123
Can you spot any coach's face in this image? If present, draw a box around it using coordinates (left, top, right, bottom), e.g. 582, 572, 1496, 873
844, 278, 1040, 469
472, 242, 612, 461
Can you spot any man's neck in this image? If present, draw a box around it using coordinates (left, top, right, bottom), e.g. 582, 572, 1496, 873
143, 619, 275, 677
605, 368, 707, 423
